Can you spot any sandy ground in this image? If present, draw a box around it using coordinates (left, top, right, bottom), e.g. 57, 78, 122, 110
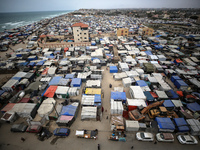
0, 36, 199, 150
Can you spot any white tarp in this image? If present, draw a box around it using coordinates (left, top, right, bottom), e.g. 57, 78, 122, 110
37, 98, 56, 117
2, 79, 19, 92
129, 86, 146, 100
81, 107, 97, 120
86, 80, 101, 88
126, 99, 147, 107
122, 77, 132, 87
126, 120, 139, 131
81, 95, 95, 106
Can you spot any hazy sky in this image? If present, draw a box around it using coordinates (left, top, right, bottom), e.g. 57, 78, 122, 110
0, 0, 199, 12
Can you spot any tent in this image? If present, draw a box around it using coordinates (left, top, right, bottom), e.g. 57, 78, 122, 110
25, 81, 42, 93
70, 78, 82, 89
61, 104, 78, 116
43, 86, 58, 98
144, 91, 154, 101
174, 118, 190, 132
156, 117, 175, 132
110, 66, 118, 73
187, 102, 200, 112
111, 92, 126, 103
49, 76, 62, 86
55, 86, 69, 99
162, 100, 175, 109
85, 88, 101, 95
165, 90, 179, 99
65, 74, 75, 79
37, 98, 56, 117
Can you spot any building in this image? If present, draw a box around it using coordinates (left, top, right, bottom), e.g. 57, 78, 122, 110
71, 23, 89, 42
138, 27, 154, 36
117, 28, 129, 36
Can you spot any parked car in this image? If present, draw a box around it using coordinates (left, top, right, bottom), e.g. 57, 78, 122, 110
136, 132, 154, 141
26, 125, 42, 133
53, 128, 70, 136
11, 124, 28, 132
177, 135, 198, 144
156, 133, 174, 142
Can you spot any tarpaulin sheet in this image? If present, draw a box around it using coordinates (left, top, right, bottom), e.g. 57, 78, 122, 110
58, 78, 69, 86
144, 51, 153, 56
155, 117, 175, 130
0, 90, 5, 96
187, 102, 200, 112
136, 80, 148, 87
28, 62, 35, 66
174, 79, 188, 89
110, 66, 118, 73
85, 88, 101, 95
65, 74, 74, 79
43, 86, 58, 98
94, 94, 101, 103
28, 56, 37, 61
36, 60, 45, 66
11, 77, 22, 81
144, 91, 154, 101
111, 92, 126, 100
61, 105, 77, 116
155, 45, 163, 50
71, 78, 82, 87
49, 76, 62, 86
174, 118, 189, 132
166, 90, 179, 99
171, 76, 181, 83
60, 115, 73, 121
163, 100, 174, 108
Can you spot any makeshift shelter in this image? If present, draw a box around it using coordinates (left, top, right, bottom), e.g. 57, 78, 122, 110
81, 107, 97, 120
174, 118, 190, 132
129, 86, 146, 100
85, 88, 101, 95
126, 99, 147, 111
126, 120, 139, 131
111, 92, 126, 103
49, 76, 62, 86
2, 79, 19, 92
65, 74, 75, 79
110, 99, 123, 115
110, 115, 124, 131
186, 119, 200, 135
55, 86, 69, 99
70, 78, 82, 89
43, 86, 58, 98
187, 102, 200, 112
156, 117, 175, 132
162, 100, 175, 110
144, 91, 154, 101
110, 66, 118, 73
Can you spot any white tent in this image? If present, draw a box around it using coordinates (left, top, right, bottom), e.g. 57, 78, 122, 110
81, 107, 97, 120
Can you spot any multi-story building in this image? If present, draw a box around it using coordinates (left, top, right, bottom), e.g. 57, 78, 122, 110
117, 28, 129, 36
71, 23, 89, 42
138, 27, 154, 36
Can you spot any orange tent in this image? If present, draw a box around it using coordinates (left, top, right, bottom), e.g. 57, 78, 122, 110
44, 86, 58, 98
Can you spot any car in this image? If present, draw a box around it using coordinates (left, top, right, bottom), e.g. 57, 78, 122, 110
26, 125, 42, 133
136, 132, 154, 141
10, 124, 28, 132
177, 135, 198, 145
53, 128, 70, 136
156, 133, 174, 142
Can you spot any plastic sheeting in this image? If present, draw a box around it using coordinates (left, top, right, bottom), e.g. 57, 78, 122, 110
70, 78, 82, 87
37, 98, 56, 117
61, 105, 77, 116
163, 100, 175, 108
43, 86, 58, 98
129, 86, 146, 100
85, 88, 101, 95
65, 74, 75, 79
144, 91, 154, 101
81, 107, 97, 120
136, 80, 148, 87
187, 102, 200, 112
111, 92, 126, 101
174, 118, 189, 132
94, 94, 101, 103
156, 117, 175, 132
110, 66, 118, 73
166, 90, 179, 99
49, 76, 62, 86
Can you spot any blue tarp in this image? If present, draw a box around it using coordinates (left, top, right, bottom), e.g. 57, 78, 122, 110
36, 60, 45, 66
110, 66, 118, 73
144, 91, 154, 101
144, 51, 153, 56
111, 92, 126, 101
106, 54, 113, 59
0, 90, 5, 96
171, 76, 181, 83
166, 90, 179, 99
163, 100, 175, 108
174, 118, 189, 132
155, 45, 163, 50
61, 105, 77, 116
11, 77, 22, 81
156, 117, 175, 131
174, 80, 188, 89
65, 74, 74, 79
91, 57, 100, 61
28, 62, 36, 66
71, 78, 82, 87
187, 102, 200, 112
49, 76, 62, 86
136, 80, 148, 87
18, 62, 28, 66
28, 56, 37, 61
94, 94, 101, 103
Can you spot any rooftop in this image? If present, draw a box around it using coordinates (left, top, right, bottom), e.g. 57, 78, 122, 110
71, 22, 88, 28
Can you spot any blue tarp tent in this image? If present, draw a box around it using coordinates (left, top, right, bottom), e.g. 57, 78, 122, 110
49, 76, 62, 86
28, 56, 37, 61
171, 76, 181, 83
166, 90, 179, 99
163, 100, 175, 108
174, 118, 190, 132
18, 62, 28, 66
174, 80, 188, 89
28, 62, 36, 66
155, 45, 163, 50
36, 60, 45, 66
144, 51, 153, 56
156, 117, 175, 132
144, 91, 154, 101
187, 102, 200, 112
61, 105, 77, 116
94, 94, 101, 103
110, 66, 118, 73
11, 77, 22, 81
111, 92, 126, 103
65, 74, 74, 79
0, 90, 5, 96
136, 80, 148, 87
71, 78, 82, 87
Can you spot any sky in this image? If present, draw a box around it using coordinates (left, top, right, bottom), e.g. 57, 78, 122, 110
0, 0, 199, 12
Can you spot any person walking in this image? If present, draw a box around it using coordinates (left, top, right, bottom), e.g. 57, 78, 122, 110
98, 144, 100, 150
21, 137, 25, 142
131, 146, 134, 149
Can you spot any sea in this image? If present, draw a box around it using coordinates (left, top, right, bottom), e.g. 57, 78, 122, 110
0, 10, 74, 32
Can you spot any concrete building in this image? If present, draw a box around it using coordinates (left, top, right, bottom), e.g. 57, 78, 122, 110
138, 27, 154, 36
117, 28, 129, 36
71, 23, 89, 42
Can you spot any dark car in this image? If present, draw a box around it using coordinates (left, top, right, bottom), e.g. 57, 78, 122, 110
53, 128, 70, 136
11, 124, 28, 132
26, 125, 42, 133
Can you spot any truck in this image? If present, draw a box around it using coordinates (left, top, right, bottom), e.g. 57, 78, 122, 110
76, 129, 98, 139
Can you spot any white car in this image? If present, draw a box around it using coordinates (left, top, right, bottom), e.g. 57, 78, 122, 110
156, 133, 174, 142
177, 135, 198, 145
136, 132, 154, 141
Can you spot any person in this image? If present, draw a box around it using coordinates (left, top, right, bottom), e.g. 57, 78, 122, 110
154, 140, 157, 144
101, 107, 104, 113
21, 137, 25, 142
98, 144, 100, 150
109, 84, 112, 88
131, 146, 134, 149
